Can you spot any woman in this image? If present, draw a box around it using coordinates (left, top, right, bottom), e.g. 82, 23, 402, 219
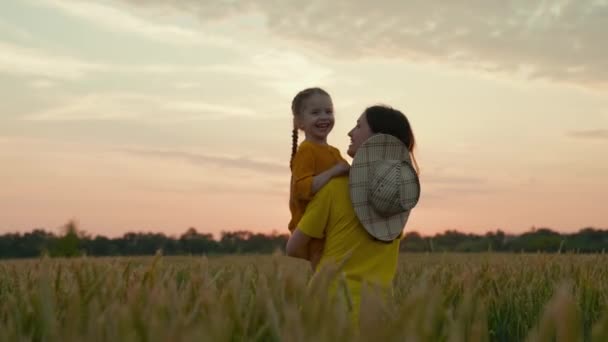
286, 104, 421, 325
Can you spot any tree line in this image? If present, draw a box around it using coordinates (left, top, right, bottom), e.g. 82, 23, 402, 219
1, 221, 607, 259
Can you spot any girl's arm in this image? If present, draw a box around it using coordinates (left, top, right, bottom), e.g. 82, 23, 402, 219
292, 146, 350, 200
310, 162, 350, 194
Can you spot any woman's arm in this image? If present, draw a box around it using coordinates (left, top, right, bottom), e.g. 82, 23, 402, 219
286, 229, 311, 260
308, 238, 325, 270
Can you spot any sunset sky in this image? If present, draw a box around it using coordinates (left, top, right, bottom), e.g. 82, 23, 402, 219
1, 0, 607, 238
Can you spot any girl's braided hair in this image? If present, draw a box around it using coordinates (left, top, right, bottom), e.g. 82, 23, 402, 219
290, 87, 330, 169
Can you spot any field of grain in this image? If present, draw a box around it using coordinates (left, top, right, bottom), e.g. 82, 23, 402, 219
1, 253, 608, 341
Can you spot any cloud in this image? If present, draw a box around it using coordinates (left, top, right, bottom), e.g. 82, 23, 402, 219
28, 79, 57, 89
422, 174, 486, 185
0, 40, 331, 95
21, 93, 261, 122
160, 101, 257, 119
120, 0, 608, 88
135, 181, 287, 198
173, 82, 201, 90
22, 93, 147, 121
415, 169, 499, 207
249, 49, 333, 95
121, 148, 286, 174
31, 0, 231, 47
568, 129, 608, 140
0, 41, 217, 80
0, 41, 104, 80
24, 0, 334, 93
0, 42, 187, 80
0, 19, 33, 41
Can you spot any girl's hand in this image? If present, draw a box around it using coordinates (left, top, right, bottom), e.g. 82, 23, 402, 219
332, 162, 350, 176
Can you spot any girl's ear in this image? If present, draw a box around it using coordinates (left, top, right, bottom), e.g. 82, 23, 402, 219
293, 116, 301, 130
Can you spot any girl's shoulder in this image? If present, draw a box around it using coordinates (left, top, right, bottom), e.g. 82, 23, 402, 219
293, 140, 314, 157
293, 140, 334, 163
292, 141, 315, 162
327, 144, 342, 153
322, 143, 343, 156
298, 140, 340, 156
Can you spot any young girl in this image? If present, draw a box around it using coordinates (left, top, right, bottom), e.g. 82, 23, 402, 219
288, 87, 350, 233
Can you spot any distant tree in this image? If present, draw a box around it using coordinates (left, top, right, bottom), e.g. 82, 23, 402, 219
565, 227, 608, 253
83, 236, 117, 256
179, 227, 217, 255
219, 231, 251, 253
400, 232, 428, 252
506, 228, 562, 252
0, 229, 56, 258
433, 230, 480, 252
51, 220, 83, 257
3, 223, 608, 259
484, 230, 506, 251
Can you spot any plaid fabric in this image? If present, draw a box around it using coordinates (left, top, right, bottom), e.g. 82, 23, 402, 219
349, 134, 421, 241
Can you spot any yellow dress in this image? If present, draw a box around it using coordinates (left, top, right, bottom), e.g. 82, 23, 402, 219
288, 140, 346, 232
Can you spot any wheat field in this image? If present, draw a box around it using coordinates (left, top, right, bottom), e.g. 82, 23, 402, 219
1, 253, 608, 341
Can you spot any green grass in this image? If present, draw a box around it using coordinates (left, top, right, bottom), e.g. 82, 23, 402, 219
1, 253, 608, 341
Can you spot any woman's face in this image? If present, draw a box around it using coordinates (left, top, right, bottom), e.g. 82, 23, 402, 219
347, 112, 374, 157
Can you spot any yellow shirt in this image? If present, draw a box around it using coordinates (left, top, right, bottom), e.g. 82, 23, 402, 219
288, 140, 346, 232
297, 176, 401, 324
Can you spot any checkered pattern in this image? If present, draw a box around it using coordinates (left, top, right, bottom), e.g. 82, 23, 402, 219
349, 134, 421, 242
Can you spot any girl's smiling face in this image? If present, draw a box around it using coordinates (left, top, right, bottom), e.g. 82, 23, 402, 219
295, 93, 335, 144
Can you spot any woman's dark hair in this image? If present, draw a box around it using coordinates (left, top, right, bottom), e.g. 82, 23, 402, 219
364, 105, 419, 173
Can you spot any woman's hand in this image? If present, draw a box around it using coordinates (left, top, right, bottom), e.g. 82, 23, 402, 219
286, 230, 324, 270
308, 238, 325, 270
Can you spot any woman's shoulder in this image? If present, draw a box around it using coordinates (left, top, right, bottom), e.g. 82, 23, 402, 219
293, 141, 315, 159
